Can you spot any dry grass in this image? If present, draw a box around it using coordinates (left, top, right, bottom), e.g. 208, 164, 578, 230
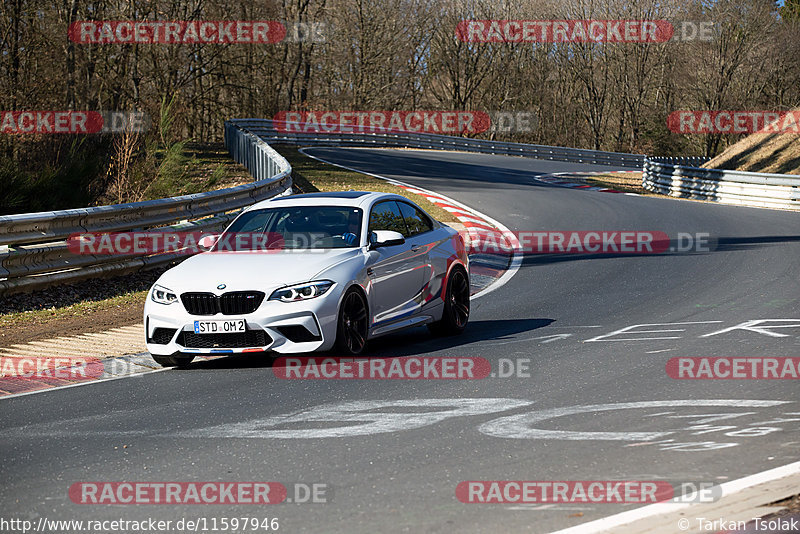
582, 171, 661, 195
704, 133, 800, 175
0, 291, 146, 327
180, 142, 255, 189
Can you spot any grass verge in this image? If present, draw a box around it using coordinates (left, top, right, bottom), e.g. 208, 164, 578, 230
139, 142, 255, 200
583, 171, 656, 195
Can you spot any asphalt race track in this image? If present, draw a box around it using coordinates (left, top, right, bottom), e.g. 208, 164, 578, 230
1, 148, 799, 533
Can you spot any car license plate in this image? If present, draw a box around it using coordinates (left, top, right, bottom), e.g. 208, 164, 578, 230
193, 319, 246, 334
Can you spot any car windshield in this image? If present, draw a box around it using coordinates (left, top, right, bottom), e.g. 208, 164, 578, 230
220, 205, 363, 250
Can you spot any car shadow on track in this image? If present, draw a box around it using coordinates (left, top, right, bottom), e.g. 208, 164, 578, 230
361, 317, 554, 357
177, 318, 553, 370
516, 234, 800, 267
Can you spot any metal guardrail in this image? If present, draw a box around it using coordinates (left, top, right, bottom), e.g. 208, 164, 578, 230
231, 119, 646, 169
646, 156, 708, 167
0, 123, 292, 295
643, 157, 800, 210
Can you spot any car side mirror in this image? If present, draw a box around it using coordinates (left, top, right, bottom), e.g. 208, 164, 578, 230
369, 230, 405, 249
198, 234, 220, 251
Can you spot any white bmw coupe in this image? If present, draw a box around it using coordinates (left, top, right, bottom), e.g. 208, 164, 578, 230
144, 191, 470, 366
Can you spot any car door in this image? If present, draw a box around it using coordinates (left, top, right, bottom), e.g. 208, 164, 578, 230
396, 200, 438, 304
366, 200, 426, 328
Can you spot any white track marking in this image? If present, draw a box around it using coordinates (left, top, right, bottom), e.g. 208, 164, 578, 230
547, 460, 800, 534
181, 398, 534, 439
298, 147, 523, 299
489, 333, 573, 346
585, 321, 724, 342
181, 398, 790, 442
478, 400, 789, 441
700, 319, 800, 338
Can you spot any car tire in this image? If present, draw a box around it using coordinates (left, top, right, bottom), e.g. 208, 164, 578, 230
428, 266, 470, 336
335, 287, 369, 355
150, 353, 195, 368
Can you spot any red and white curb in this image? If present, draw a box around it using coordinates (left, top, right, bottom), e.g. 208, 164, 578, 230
385, 181, 515, 294
534, 170, 640, 193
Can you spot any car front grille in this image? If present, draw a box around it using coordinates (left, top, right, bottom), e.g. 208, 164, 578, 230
181, 291, 265, 316
176, 328, 271, 349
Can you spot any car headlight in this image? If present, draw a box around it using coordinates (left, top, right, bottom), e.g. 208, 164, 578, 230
269, 280, 334, 303
151, 284, 178, 305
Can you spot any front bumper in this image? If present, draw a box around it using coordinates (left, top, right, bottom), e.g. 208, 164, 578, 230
144, 291, 341, 356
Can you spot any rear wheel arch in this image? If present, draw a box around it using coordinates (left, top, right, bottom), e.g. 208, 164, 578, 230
441, 260, 468, 302
429, 263, 470, 336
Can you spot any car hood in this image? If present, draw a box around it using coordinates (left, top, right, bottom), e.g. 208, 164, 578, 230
155, 248, 362, 293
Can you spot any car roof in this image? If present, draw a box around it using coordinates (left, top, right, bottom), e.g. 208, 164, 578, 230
271, 191, 369, 200
246, 191, 413, 211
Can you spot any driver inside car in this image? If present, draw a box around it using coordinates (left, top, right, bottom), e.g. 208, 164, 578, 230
341, 210, 361, 246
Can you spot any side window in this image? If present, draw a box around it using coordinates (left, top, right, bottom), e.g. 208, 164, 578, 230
398, 202, 433, 236
369, 201, 408, 236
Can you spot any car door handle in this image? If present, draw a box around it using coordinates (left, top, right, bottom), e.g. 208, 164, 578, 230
411, 245, 422, 252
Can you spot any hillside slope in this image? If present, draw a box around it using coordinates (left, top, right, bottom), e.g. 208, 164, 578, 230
703, 127, 800, 175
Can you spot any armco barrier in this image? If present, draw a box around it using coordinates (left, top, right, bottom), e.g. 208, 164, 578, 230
230, 118, 646, 169
643, 157, 800, 210
0, 124, 291, 295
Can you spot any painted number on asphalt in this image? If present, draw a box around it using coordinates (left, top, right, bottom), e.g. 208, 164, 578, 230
187, 398, 534, 439
184, 398, 792, 450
